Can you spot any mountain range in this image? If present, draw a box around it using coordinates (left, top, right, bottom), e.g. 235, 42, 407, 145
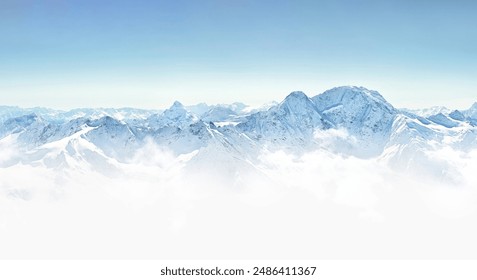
1, 86, 476, 182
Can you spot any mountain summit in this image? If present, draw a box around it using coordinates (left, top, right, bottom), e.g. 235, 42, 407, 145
146, 101, 198, 130
237, 90, 329, 147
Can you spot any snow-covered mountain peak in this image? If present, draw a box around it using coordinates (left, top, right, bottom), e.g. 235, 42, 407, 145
285, 91, 308, 100
278, 91, 317, 112
465, 102, 477, 119
89, 115, 126, 127
449, 110, 466, 121
145, 100, 198, 130
314, 86, 393, 111
164, 101, 189, 116
237, 91, 328, 147
313, 86, 396, 116
171, 100, 184, 108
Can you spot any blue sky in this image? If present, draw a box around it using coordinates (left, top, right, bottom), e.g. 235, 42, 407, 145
1, 0, 476, 109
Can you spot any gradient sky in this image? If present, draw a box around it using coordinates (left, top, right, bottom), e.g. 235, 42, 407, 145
1, 0, 476, 109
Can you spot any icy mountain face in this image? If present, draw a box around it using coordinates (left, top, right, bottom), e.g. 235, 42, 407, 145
1, 86, 477, 181
464, 102, 477, 120
428, 113, 459, 128
449, 110, 466, 121
312, 86, 396, 130
312, 86, 398, 156
83, 116, 138, 160
0, 113, 53, 148
237, 91, 330, 150
146, 101, 198, 130
0, 114, 43, 137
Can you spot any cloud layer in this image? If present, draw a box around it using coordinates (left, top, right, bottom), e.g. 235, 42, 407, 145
1, 138, 477, 259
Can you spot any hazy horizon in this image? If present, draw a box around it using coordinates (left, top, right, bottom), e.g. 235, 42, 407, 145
0, 85, 476, 112
1, 0, 476, 109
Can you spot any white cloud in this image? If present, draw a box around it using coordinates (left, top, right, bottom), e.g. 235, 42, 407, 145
2, 141, 477, 259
